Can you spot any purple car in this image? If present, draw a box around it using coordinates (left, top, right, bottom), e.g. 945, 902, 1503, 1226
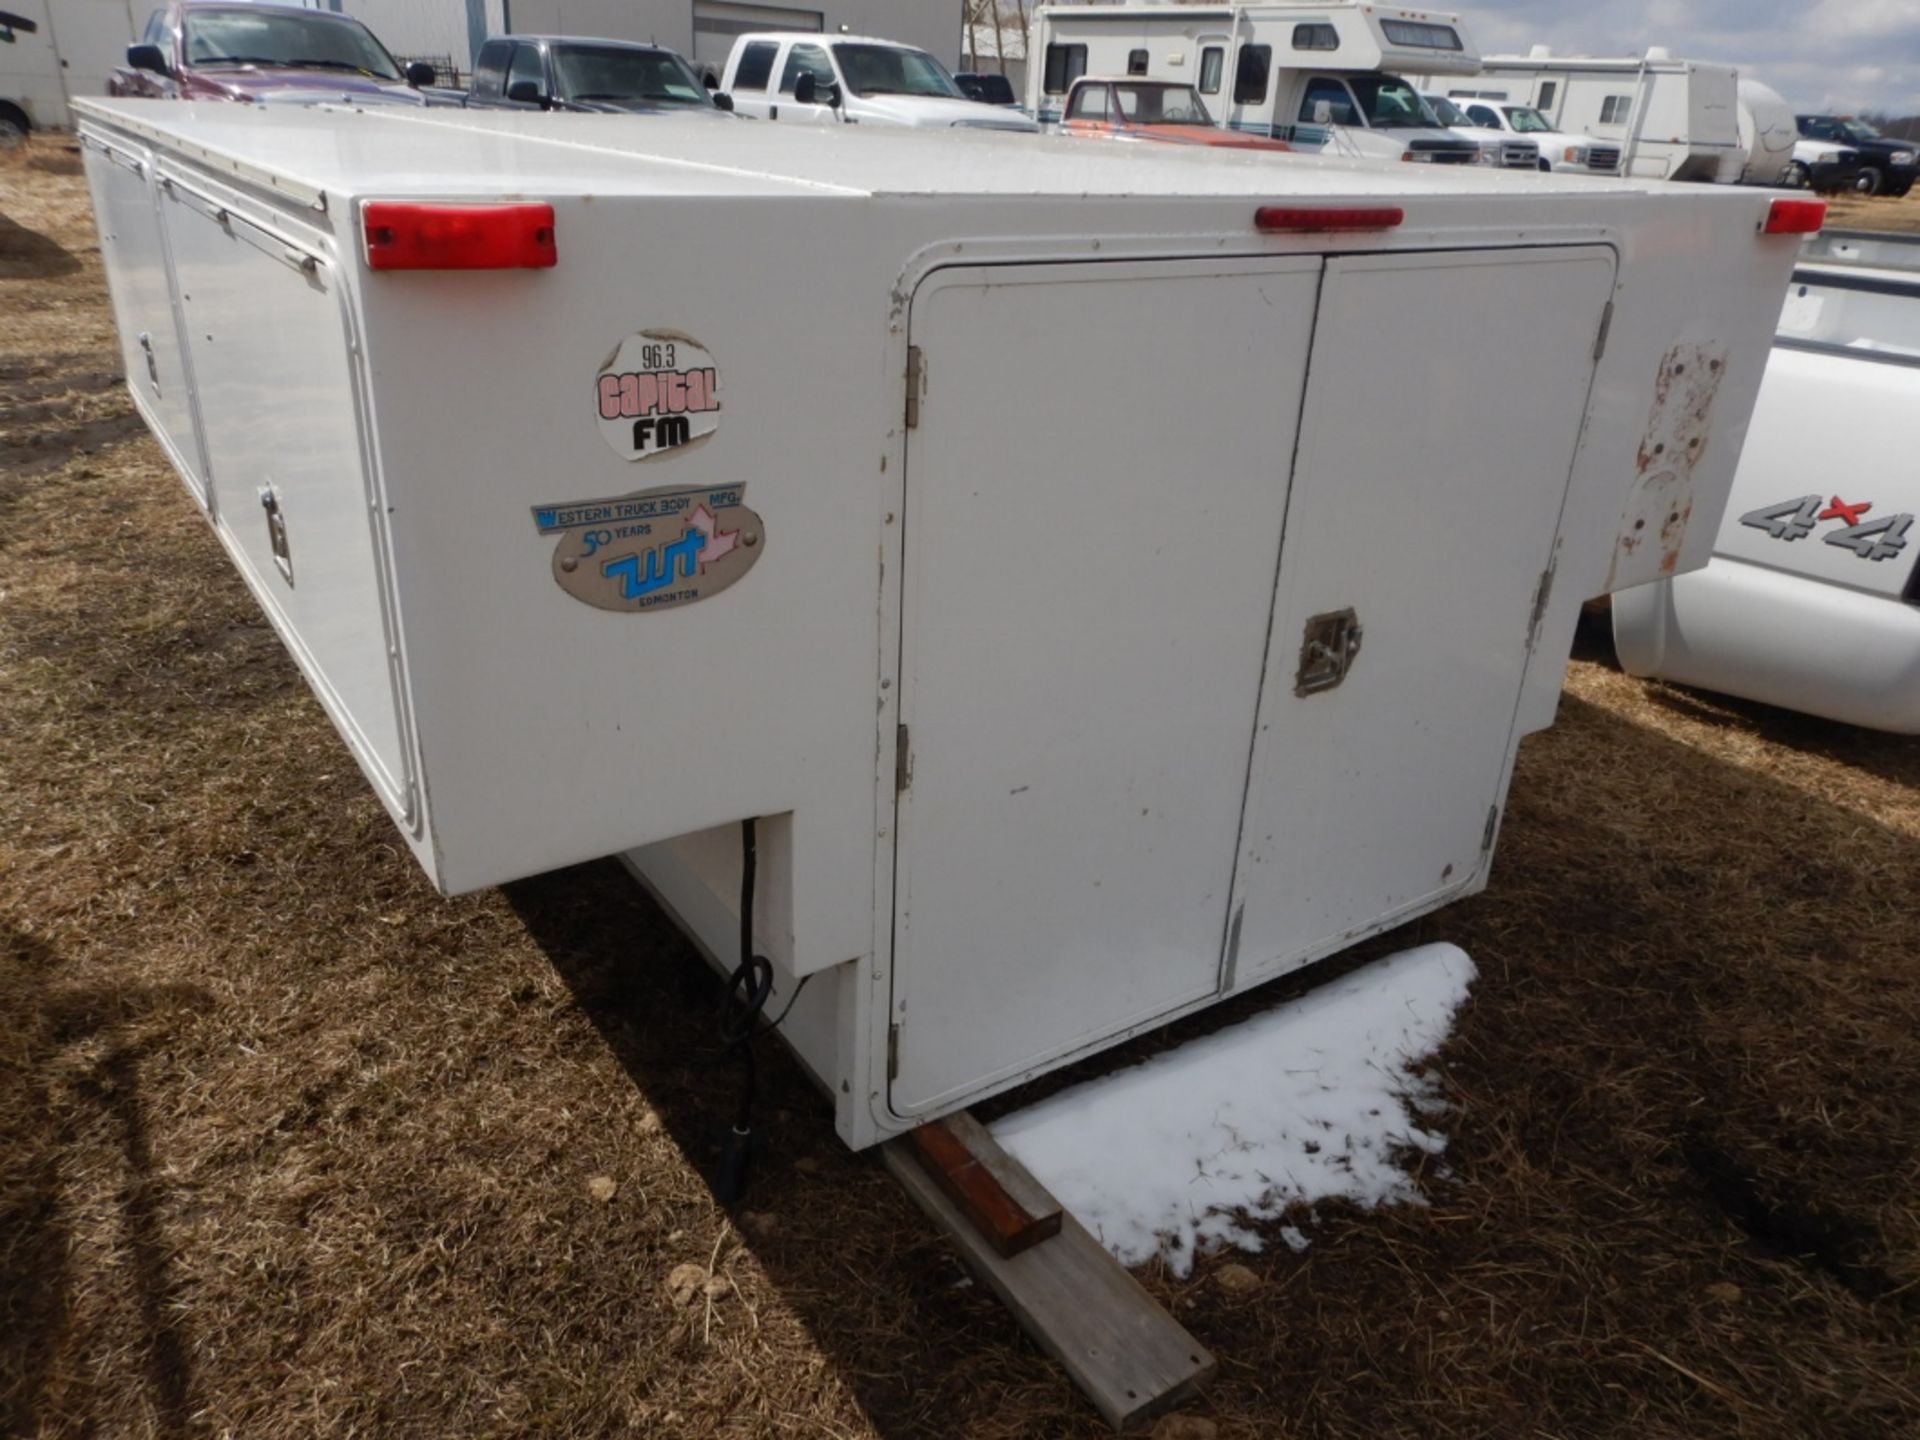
110, 1, 439, 106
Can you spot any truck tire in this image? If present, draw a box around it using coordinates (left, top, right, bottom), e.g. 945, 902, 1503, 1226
1855, 166, 1884, 196
1888, 179, 1914, 199
1537, 157, 1552, 172
1782, 160, 1809, 189
0, 107, 28, 151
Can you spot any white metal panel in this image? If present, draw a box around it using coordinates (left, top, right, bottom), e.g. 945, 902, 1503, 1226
1613, 560, 1920, 734
161, 177, 415, 822
38, 0, 139, 112
888, 256, 1323, 1118
80, 134, 207, 500
1229, 246, 1616, 983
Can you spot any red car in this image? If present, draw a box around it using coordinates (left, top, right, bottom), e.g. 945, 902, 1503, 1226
110, 1, 436, 105
1060, 78, 1292, 153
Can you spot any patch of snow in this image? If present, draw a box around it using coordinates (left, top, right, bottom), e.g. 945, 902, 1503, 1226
989, 943, 1476, 1277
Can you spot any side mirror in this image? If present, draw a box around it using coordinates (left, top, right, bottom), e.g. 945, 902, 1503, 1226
127, 42, 169, 76
405, 60, 435, 88
792, 72, 817, 105
506, 79, 547, 107
713, 91, 734, 112
823, 81, 841, 108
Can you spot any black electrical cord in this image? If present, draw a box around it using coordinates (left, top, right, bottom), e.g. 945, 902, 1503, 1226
714, 816, 809, 1202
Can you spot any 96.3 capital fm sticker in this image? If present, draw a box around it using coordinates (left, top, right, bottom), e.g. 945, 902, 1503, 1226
595, 329, 721, 461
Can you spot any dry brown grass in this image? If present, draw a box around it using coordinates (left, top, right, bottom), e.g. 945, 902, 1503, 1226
4, 132, 1920, 1438
1825, 185, 1920, 234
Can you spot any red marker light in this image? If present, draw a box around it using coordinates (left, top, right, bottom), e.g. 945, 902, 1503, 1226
1762, 198, 1826, 236
364, 202, 557, 271
1256, 205, 1405, 233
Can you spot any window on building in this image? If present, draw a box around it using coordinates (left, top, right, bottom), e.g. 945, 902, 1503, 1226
1537, 80, 1557, 110
1125, 47, 1148, 76
1043, 42, 1087, 95
1292, 24, 1338, 52
1599, 94, 1632, 125
1198, 45, 1223, 94
1232, 43, 1271, 105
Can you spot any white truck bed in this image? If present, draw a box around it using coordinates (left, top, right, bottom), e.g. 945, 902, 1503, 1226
78, 97, 1802, 1145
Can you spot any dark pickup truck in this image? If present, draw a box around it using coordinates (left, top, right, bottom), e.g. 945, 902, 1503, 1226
109, 1, 447, 107
468, 36, 735, 117
1797, 115, 1917, 197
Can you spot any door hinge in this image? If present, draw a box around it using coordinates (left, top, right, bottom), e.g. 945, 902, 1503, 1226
904, 345, 923, 429
1526, 563, 1555, 651
895, 723, 911, 793
887, 1023, 901, 1080
1481, 804, 1500, 852
1593, 300, 1614, 361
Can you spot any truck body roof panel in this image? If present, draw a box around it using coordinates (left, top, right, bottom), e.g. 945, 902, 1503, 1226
75, 96, 1766, 209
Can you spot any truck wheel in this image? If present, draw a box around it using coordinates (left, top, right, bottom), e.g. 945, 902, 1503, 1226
1782, 160, 1809, 189
1888, 180, 1914, 199
0, 111, 27, 151
1537, 157, 1552, 172
1855, 166, 1884, 196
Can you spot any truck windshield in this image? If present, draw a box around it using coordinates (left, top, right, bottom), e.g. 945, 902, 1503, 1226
183, 7, 403, 80
1502, 106, 1554, 134
1424, 95, 1471, 127
552, 46, 711, 105
1837, 119, 1885, 144
832, 43, 963, 99
1113, 83, 1214, 126
1347, 74, 1436, 129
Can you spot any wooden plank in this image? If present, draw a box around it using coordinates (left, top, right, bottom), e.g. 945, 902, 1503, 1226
907, 1114, 1062, 1258
939, 1110, 1063, 1243
884, 1126, 1215, 1432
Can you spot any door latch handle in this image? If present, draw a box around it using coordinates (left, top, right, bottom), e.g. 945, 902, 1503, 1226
1295, 608, 1362, 696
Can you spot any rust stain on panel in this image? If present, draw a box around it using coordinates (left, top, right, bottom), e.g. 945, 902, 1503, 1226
1607, 341, 1729, 590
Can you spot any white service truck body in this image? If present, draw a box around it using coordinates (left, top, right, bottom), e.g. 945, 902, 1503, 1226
1029, 1, 1481, 166
1428, 50, 1742, 182
1615, 230, 1920, 732
78, 95, 1803, 1146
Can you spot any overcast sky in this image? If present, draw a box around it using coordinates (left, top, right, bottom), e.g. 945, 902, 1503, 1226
1463, 0, 1920, 115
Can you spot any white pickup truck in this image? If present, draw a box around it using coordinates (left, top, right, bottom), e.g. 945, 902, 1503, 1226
719, 31, 1038, 132
1614, 228, 1920, 732
75, 95, 1803, 1148
1450, 97, 1622, 174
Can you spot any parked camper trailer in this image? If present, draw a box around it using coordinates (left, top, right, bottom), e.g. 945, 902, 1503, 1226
1029, 1, 1480, 166
1614, 230, 1920, 732
0, 0, 140, 136
1736, 77, 1797, 187
1423, 48, 1742, 182
76, 94, 1808, 1147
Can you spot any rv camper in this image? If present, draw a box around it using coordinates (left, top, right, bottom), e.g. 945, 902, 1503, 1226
1420, 48, 1742, 182
1029, 1, 1480, 166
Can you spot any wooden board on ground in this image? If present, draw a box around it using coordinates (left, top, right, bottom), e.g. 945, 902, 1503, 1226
883, 1119, 1216, 1432
907, 1110, 1063, 1257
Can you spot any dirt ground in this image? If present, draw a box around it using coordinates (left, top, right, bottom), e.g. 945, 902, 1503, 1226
4, 136, 1919, 1440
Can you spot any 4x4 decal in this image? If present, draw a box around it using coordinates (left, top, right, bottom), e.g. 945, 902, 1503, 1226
1738, 494, 1913, 561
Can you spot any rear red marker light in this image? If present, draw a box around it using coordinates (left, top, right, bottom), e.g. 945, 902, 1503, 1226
1256, 205, 1405, 233
1762, 198, 1826, 236
363, 202, 557, 271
